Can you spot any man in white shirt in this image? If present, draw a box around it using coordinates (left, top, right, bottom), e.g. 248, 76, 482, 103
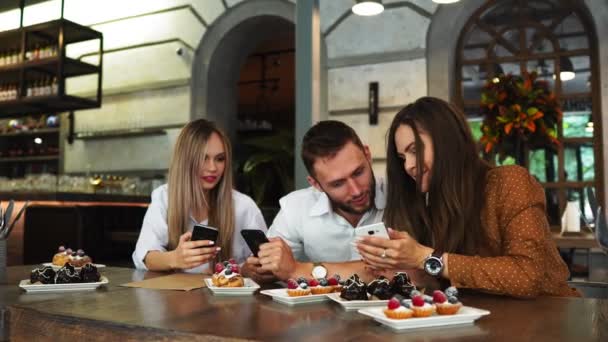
245, 120, 385, 282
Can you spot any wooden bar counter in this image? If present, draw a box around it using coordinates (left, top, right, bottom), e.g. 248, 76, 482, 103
1, 266, 607, 341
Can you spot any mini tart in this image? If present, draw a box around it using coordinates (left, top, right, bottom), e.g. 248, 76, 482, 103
287, 288, 311, 297
436, 301, 462, 315
383, 307, 414, 319
332, 284, 343, 293
310, 286, 333, 295
224, 275, 244, 287
412, 303, 435, 317
52, 253, 70, 267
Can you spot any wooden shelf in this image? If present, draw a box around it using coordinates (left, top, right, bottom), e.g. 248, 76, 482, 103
0, 128, 59, 137
0, 95, 99, 117
0, 155, 58, 163
0, 18, 103, 117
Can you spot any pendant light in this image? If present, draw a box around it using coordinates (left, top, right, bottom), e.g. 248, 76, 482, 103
352, 0, 384, 16
559, 56, 575, 81
432, 0, 461, 3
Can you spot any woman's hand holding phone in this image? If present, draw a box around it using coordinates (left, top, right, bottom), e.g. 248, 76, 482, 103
170, 231, 221, 270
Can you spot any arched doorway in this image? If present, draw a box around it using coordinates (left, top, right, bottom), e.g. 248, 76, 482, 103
190, 0, 296, 222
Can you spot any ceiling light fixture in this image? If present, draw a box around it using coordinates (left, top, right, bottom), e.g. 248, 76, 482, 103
559, 56, 575, 81
352, 0, 384, 16
432, 0, 461, 4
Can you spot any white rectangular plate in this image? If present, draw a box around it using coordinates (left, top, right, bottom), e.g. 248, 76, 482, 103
42, 263, 107, 271
19, 276, 109, 293
327, 292, 394, 311
358, 306, 490, 331
260, 288, 330, 306
204, 278, 260, 295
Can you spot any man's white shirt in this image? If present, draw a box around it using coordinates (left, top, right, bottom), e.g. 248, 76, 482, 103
267, 178, 386, 262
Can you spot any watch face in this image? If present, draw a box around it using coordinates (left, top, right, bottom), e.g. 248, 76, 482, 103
424, 257, 443, 276
312, 265, 327, 279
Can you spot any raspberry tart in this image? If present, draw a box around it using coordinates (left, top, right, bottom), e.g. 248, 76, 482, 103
211, 260, 244, 287
411, 294, 435, 317
383, 297, 413, 319
286, 278, 311, 296
434, 287, 462, 315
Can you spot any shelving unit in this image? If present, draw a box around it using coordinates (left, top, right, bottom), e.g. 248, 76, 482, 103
0, 18, 103, 117
0, 113, 61, 178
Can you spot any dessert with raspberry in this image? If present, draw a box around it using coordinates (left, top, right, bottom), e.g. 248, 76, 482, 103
410, 294, 435, 317
211, 260, 244, 287
340, 274, 368, 300
52, 246, 93, 268
434, 288, 462, 315
286, 278, 311, 296
383, 297, 414, 319
309, 277, 334, 295
328, 275, 342, 292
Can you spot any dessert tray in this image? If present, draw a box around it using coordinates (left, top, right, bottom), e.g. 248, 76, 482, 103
204, 278, 260, 295
358, 306, 490, 331
259, 288, 330, 306
19, 276, 109, 293
326, 292, 394, 311
43, 262, 107, 271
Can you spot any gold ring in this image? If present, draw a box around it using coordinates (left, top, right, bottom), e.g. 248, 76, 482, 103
381, 249, 387, 258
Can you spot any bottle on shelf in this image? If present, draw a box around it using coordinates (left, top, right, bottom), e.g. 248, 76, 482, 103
51, 77, 58, 95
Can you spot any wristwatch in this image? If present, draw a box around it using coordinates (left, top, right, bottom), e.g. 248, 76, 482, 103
311, 262, 328, 279
423, 250, 444, 277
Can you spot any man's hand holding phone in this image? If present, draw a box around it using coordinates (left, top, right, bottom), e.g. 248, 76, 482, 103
257, 237, 299, 280
170, 226, 221, 270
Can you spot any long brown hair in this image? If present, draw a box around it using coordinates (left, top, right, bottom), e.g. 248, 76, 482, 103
167, 119, 235, 261
384, 97, 491, 255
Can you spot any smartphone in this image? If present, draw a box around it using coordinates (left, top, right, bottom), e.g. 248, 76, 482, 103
191, 224, 219, 243
354, 222, 390, 239
240, 229, 269, 257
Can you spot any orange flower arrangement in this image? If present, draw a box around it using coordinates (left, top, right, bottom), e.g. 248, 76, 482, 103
480, 71, 562, 163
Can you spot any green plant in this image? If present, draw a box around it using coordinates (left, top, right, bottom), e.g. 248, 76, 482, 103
480, 71, 562, 164
238, 129, 294, 205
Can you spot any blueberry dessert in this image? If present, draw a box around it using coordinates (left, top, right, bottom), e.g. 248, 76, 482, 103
390, 272, 416, 297
340, 274, 368, 300
55, 263, 81, 284
367, 276, 393, 300
80, 263, 101, 283
30, 266, 56, 284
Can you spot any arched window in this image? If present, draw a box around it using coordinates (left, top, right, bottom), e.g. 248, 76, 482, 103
455, 0, 602, 226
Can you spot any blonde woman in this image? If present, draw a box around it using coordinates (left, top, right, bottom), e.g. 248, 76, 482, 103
133, 119, 267, 274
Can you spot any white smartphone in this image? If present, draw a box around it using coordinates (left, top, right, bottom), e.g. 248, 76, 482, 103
354, 222, 390, 239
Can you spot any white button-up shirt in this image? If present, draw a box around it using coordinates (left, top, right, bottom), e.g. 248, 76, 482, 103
267, 178, 386, 262
132, 184, 267, 273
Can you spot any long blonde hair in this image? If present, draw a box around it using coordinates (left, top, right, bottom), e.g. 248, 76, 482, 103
167, 119, 235, 261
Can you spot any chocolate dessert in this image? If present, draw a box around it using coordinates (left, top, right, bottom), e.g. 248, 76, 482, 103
30, 266, 56, 284
367, 276, 393, 300
55, 263, 81, 284
340, 274, 368, 300
390, 272, 416, 297
80, 263, 101, 283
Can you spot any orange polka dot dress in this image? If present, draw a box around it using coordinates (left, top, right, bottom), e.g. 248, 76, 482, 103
448, 165, 580, 298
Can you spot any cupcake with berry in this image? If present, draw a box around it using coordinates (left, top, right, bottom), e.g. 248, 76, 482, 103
286, 278, 311, 297
383, 297, 413, 319
434, 287, 462, 315
410, 293, 435, 317
309, 277, 334, 295
328, 274, 342, 292
212, 259, 244, 287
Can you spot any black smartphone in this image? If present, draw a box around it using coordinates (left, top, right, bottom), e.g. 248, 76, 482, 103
240, 229, 269, 257
191, 224, 219, 244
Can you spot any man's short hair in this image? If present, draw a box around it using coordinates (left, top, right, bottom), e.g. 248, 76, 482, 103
301, 120, 365, 177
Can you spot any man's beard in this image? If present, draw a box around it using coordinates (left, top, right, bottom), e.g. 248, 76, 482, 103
325, 172, 376, 215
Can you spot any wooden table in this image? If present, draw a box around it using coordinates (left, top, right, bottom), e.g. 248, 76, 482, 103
2, 266, 607, 341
